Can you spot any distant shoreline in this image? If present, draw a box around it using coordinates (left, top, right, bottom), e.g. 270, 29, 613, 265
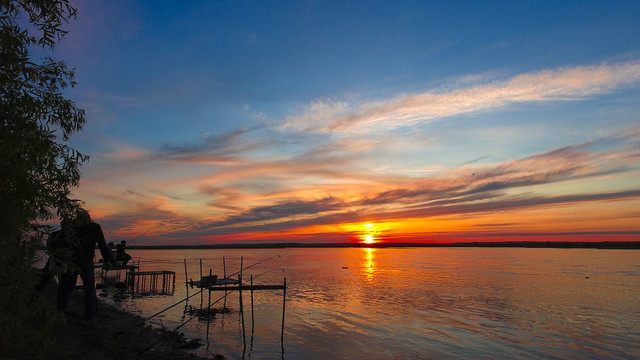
127, 241, 640, 250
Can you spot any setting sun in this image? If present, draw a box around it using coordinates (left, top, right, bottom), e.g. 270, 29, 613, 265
361, 223, 377, 244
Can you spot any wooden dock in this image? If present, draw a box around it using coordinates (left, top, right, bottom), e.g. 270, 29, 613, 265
182, 257, 287, 357
189, 275, 238, 288
188, 274, 285, 292
126, 270, 176, 295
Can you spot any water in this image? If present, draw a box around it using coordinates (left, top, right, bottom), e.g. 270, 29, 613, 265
100, 247, 640, 359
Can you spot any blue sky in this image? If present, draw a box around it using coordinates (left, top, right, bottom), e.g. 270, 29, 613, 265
47, 0, 640, 244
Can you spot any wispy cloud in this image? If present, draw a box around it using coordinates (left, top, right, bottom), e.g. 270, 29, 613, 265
153, 127, 260, 165
279, 98, 351, 132
79, 94, 640, 244
151, 132, 640, 240
281, 61, 640, 133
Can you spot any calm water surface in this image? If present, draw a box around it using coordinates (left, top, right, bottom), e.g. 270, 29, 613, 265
101, 248, 640, 359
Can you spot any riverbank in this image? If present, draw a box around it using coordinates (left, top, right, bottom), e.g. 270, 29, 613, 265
41, 281, 223, 359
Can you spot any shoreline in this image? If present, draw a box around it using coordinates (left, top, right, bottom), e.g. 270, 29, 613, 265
127, 240, 640, 250
40, 281, 223, 359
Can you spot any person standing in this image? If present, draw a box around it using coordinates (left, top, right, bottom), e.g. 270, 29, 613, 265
56, 209, 113, 323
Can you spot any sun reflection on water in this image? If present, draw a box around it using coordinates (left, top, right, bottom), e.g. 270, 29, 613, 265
364, 248, 375, 279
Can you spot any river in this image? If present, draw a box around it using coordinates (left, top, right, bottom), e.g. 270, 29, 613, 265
99, 247, 639, 359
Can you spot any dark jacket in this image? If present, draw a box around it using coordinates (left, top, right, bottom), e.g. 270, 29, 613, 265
65, 222, 112, 266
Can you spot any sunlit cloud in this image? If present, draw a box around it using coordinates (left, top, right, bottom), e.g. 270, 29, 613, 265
72, 72, 640, 245
281, 61, 640, 134
127, 131, 640, 243
48, 2, 640, 246
279, 98, 351, 132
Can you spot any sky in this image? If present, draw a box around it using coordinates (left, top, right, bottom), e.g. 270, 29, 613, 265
44, 0, 640, 245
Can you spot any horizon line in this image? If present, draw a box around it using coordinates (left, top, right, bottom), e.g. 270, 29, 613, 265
126, 241, 640, 250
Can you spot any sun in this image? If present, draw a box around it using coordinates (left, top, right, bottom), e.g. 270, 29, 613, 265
363, 234, 375, 244
361, 223, 377, 244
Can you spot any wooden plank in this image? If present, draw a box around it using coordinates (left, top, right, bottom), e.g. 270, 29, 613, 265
213, 278, 238, 285
190, 277, 238, 288
207, 284, 286, 291
135, 270, 175, 276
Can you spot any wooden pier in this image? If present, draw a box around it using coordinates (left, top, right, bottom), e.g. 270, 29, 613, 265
206, 283, 285, 291
184, 256, 287, 356
188, 274, 286, 292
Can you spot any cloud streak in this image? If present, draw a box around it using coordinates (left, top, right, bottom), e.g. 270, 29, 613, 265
154, 133, 640, 241
281, 61, 640, 133
75, 61, 640, 244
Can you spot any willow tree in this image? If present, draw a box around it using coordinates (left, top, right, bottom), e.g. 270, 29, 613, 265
1, 0, 87, 356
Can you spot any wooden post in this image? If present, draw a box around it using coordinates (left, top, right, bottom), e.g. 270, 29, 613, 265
281, 277, 286, 352
223, 256, 227, 308
130, 264, 136, 291
184, 259, 189, 298
239, 274, 246, 355
250, 275, 255, 344
199, 259, 203, 307
207, 269, 212, 347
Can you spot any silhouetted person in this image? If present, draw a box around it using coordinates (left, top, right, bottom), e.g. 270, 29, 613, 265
107, 241, 116, 258
56, 209, 113, 323
115, 240, 132, 267
36, 228, 67, 291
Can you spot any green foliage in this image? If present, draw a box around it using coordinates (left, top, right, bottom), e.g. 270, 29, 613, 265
0, 236, 64, 358
1, 0, 87, 239
0, 0, 87, 357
